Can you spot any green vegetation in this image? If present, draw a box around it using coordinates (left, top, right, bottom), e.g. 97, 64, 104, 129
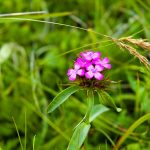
0, 0, 150, 149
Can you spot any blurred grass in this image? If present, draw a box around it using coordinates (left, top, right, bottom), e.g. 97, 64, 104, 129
0, 0, 150, 149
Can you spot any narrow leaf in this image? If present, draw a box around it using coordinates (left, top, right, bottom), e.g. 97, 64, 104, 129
68, 122, 91, 150
98, 91, 121, 112
89, 104, 109, 122
47, 85, 80, 113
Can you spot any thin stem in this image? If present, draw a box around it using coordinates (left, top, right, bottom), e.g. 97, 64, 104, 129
74, 90, 94, 129
12, 117, 24, 150
0, 17, 109, 38
85, 90, 94, 123
0, 11, 47, 17
24, 111, 27, 150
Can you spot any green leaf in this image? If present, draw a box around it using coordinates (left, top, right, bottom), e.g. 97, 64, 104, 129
68, 122, 91, 150
97, 91, 121, 112
89, 104, 109, 122
47, 85, 80, 113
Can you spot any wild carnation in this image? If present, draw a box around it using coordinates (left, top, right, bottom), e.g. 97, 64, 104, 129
67, 50, 112, 89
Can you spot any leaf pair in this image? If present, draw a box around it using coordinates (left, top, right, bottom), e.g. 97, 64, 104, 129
47, 85, 110, 150
47, 86, 121, 114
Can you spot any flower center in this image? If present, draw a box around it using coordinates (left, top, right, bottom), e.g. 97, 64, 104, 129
88, 53, 93, 58
74, 68, 79, 73
92, 68, 97, 73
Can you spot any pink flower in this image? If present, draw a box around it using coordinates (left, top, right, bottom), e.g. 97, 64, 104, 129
67, 51, 111, 82
80, 51, 101, 61
67, 64, 85, 81
93, 57, 111, 69
85, 64, 104, 80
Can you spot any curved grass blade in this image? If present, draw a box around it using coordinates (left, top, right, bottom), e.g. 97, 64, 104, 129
0, 17, 108, 38
67, 122, 91, 150
89, 104, 109, 122
114, 112, 150, 149
47, 85, 81, 113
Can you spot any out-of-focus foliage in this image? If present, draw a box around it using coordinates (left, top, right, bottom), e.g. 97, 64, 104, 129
0, 0, 150, 149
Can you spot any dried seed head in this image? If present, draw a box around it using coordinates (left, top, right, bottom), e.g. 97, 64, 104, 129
118, 42, 149, 67
121, 36, 150, 51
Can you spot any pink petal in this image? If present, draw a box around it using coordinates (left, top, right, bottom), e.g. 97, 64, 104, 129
85, 71, 94, 79
86, 51, 94, 60
74, 63, 80, 69
92, 52, 101, 60
77, 69, 85, 76
67, 69, 74, 76
92, 59, 101, 65
103, 64, 112, 69
81, 51, 93, 61
76, 57, 82, 64
76, 58, 86, 68
86, 51, 93, 55
102, 57, 110, 64
95, 65, 104, 72
94, 72, 104, 80
80, 52, 84, 57
80, 52, 87, 59
69, 73, 76, 81
84, 55, 92, 61
86, 64, 94, 71
84, 62, 92, 68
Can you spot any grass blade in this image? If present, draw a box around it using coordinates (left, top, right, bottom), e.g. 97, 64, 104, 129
0, 11, 46, 17
114, 112, 150, 149
24, 111, 27, 150
12, 117, 24, 150
33, 135, 36, 150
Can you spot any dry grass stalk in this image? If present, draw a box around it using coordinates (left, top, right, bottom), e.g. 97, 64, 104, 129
109, 36, 150, 67
121, 36, 150, 51
117, 42, 149, 67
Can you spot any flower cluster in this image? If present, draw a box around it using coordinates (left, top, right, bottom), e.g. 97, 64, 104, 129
67, 51, 111, 81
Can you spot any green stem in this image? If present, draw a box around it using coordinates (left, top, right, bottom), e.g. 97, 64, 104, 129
85, 90, 94, 123
74, 90, 94, 129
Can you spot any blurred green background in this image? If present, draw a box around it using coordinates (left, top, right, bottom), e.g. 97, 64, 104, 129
0, 0, 150, 149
